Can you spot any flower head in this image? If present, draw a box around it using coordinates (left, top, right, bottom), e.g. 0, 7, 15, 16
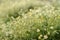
37, 29, 40, 32
44, 35, 48, 39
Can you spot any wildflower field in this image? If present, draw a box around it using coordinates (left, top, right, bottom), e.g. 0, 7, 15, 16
0, 0, 60, 40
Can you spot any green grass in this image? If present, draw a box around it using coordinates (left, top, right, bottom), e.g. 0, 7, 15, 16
0, 0, 60, 40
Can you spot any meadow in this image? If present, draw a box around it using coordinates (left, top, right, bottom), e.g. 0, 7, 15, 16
0, 0, 60, 40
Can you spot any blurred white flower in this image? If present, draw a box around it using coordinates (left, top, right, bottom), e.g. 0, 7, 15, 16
38, 35, 43, 39
50, 26, 54, 29
37, 29, 40, 32
29, 9, 32, 11
38, 36, 41, 39
39, 35, 43, 37
44, 35, 48, 39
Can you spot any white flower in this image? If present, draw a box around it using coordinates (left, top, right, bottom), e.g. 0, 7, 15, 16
44, 35, 48, 39
37, 29, 40, 32
29, 9, 32, 11
38, 35, 43, 39
39, 35, 43, 37
38, 36, 41, 39
50, 26, 54, 29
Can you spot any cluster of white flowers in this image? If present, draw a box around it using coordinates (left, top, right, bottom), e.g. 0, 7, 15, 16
38, 34, 48, 39
0, 0, 60, 40
38, 35, 43, 39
